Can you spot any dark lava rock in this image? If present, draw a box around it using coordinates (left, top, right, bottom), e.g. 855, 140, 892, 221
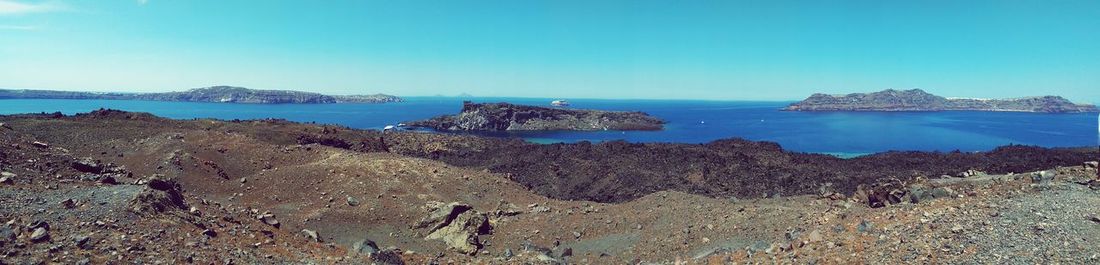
561, 247, 573, 257
71, 158, 104, 173
60, 198, 76, 209
372, 249, 406, 265
146, 177, 179, 191
98, 175, 118, 185
400, 135, 1098, 203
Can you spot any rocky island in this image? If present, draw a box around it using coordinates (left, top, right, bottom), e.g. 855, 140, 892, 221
784, 89, 1098, 113
0, 86, 402, 104
406, 101, 665, 131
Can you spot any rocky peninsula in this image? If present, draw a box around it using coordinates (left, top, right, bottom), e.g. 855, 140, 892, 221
784, 89, 1098, 113
0, 86, 402, 104
406, 101, 665, 131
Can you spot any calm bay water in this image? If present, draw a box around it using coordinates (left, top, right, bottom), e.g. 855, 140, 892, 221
1, 98, 1096, 156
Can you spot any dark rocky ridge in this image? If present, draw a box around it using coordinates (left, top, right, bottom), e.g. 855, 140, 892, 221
400, 138, 1098, 203
406, 101, 665, 131
0, 86, 402, 104
784, 89, 1098, 113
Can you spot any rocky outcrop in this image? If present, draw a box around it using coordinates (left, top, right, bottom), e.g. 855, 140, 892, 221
407, 101, 665, 131
0, 86, 402, 104
784, 89, 1098, 113
129, 176, 187, 214
414, 202, 491, 254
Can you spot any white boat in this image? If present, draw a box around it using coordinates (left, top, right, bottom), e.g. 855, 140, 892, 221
551, 100, 570, 107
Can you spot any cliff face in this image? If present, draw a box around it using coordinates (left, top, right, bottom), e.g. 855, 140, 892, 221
0, 86, 402, 104
407, 101, 665, 131
784, 89, 1098, 113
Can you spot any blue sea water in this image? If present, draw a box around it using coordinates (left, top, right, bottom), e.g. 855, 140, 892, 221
0, 98, 1096, 156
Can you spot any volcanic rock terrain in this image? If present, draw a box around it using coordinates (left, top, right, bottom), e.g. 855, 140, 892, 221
0, 109, 1097, 264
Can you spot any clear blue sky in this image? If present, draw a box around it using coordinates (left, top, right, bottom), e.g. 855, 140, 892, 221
1, 0, 1098, 102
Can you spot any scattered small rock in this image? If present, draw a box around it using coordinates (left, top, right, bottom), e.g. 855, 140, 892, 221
346, 196, 360, 206
60, 198, 76, 209
30, 227, 49, 242
950, 224, 964, 233
857, 220, 873, 233
202, 229, 217, 237
75, 235, 93, 249
958, 169, 984, 177
1032, 171, 1056, 184
530, 205, 551, 213
31, 141, 49, 148
806, 230, 823, 243
301, 229, 320, 242
257, 213, 280, 228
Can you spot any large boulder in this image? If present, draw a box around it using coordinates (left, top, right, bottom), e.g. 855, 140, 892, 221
129, 176, 187, 214
414, 202, 472, 231
414, 202, 491, 255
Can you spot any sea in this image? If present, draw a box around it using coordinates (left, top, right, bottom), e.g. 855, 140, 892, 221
1, 98, 1097, 158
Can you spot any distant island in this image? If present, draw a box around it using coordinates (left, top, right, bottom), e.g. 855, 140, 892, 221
0, 86, 402, 104
406, 101, 665, 131
784, 89, 1098, 113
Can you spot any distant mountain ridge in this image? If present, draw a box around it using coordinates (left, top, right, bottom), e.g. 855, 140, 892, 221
0, 86, 402, 104
784, 89, 1098, 113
